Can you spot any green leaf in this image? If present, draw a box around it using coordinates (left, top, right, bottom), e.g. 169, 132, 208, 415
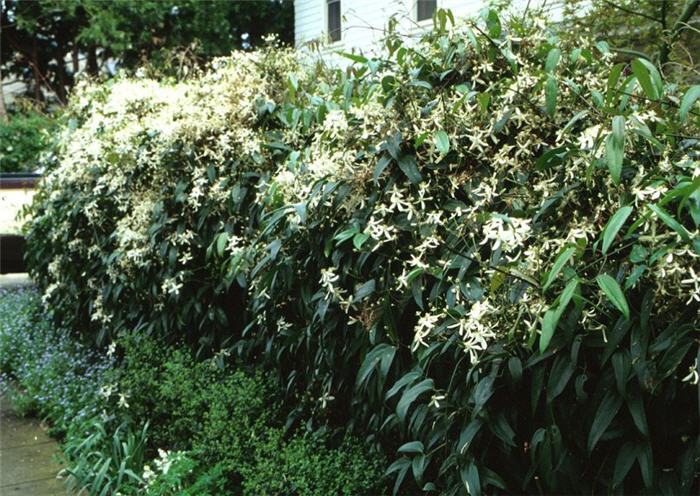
680, 85, 700, 122
596, 274, 630, 319
613, 442, 637, 487
353, 279, 376, 302
540, 308, 558, 353
460, 462, 481, 496
216, 232, 228, 257
356, 344, 396, 390
396, 379, 434, 421
637, 442, 654, 488
353, 232, 370, 250
473, 375, 495, 414
631, 58, 661, 100
545, 47, 561, 73
545, 76, 558, 117
398, 440, 424, 454
605, 62, 625, 107
627, 393, 649, 437
606, 116, 625, 184
561, 110, 588, 135
374, 154, 391, 183
339, 52, 368, 64
458, 418, 483, 454
412, 454, 427, 484
543, 246, 576, 292
601, 206, 633, 254
334, 226, 358, 243
546, 355, 575, 403
540, 278, 579, 353
434, 130, 450, 155
588, 390, 623, 452
647, 203, 691, 243
397, 155, 422, 184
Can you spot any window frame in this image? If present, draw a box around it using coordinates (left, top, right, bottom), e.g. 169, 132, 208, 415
416, 0, 437, 23
326, 0, 342, 43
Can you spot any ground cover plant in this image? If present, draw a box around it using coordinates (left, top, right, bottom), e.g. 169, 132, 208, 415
0, 288, 386, 495
23, 8, 700, 495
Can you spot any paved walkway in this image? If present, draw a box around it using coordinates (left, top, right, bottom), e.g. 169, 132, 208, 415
0, 392, 65, 495
0, 274, 31, 290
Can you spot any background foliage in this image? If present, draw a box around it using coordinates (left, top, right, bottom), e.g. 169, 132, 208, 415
23, 7, 700, 494
0, 104, 56, 172
1, 0, 293, 103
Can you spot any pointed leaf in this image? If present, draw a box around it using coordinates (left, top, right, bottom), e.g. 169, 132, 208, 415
606, 116, 625, 184
434, 130, 450, 154
545, 76, 558, 116
396, 379, 434, 421
543, 246, 576, 292
545, 47, 561, 73
588, 390, 623, 452
397, 155, 422, 183
613, 442, 637, 488
458, 418, 484, 454
680, 85, 700, 122
631, 58, 660, 100
356, 344, 396, 390
601, 206, 633, 254
647, 203, 691, 243
596, 274, 630, 319
398, 440, 424, 454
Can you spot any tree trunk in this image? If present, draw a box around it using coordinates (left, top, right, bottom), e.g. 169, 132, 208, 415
0, 81, 9, 123
0, 8, 8, 123
72, 44, 79, 75
659, 0, 700, 69
32, 33, 42, 101
87, 45, 98, 76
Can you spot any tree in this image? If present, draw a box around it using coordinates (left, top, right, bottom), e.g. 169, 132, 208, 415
0, 0, 294, 105
561, 0, 700, 81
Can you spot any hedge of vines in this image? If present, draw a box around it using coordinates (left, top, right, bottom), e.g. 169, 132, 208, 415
25, 10, 699, 495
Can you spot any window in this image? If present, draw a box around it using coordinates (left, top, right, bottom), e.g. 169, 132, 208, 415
416, 0, 437, 22
327, 0, 341, 42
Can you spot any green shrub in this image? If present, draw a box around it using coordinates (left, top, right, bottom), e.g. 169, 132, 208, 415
0, 110, 57, 173
242, 430, 387, 496
24, 7, 700, 494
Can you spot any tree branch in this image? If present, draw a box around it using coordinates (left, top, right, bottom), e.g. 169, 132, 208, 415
600, 0, 661, 23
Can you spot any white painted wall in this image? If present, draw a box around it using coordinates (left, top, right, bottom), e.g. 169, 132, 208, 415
294, 1, 569, 57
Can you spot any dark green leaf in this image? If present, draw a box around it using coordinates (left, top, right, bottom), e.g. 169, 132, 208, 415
460, 462, 481, 496
356, 344, 396, 390
606, 116, 625, 184
545, 76, 558, 117
398, 440, 424, 454
647, 203, 691, 243
397, 155, 422, 184
631, 58, 661, 100
397, 379, 434, 421
543, 246, 576, 292
596, 274, 630, 319
613, 442, 637, 488
601, 206, 633, 254
680, 85, 700, 122
587, 390, 623, 452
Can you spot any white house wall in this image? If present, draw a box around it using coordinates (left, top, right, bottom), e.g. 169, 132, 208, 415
294, 1, 570, 58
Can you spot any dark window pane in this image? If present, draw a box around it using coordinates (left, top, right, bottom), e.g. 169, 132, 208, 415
328, 0, 341, 42
417, 0, 437, 21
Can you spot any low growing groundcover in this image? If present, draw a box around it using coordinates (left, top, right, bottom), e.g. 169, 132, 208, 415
0, 287, 387, 495
19, 7, 700, 495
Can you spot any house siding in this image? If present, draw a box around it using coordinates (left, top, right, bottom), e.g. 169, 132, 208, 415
294, 0, 569, 57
